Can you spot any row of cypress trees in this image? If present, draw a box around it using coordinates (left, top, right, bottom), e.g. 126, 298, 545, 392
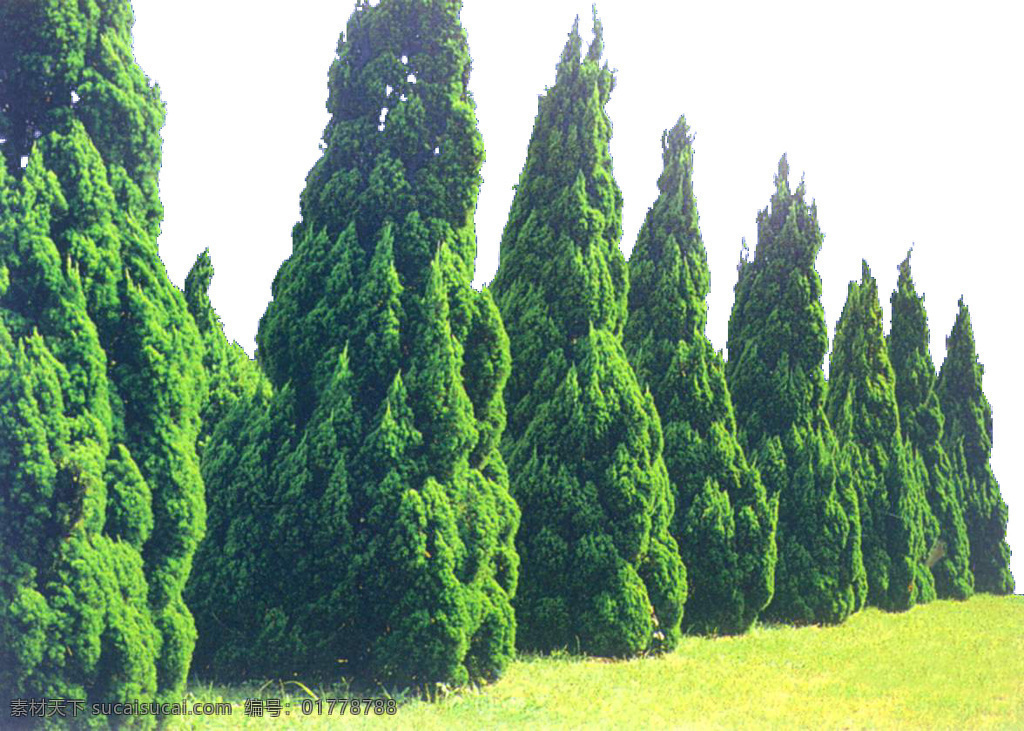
1, 0, 1014, 716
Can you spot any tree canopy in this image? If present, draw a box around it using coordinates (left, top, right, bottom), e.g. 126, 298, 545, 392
187, 0, 519, 689
726, 157, 866, 624
937, 299, 1014, 595
0, 0, 205, 718
827, 261, 937, 611
624, 117, 776, 635
888, 253, 973, 600
490, 15, 687, 656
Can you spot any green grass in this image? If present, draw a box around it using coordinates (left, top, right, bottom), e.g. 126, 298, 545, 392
169, 594, 1024, 730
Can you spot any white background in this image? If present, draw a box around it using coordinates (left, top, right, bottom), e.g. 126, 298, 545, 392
130, 0, 1022, 589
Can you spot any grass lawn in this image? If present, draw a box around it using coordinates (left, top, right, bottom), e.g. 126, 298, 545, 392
170, 593, 1024, 730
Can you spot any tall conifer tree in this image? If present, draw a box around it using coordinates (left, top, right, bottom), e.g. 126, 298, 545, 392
0, 0, 205, 717
827, 261, 937, 610
490, 15, 686, 656
188, 0, 519, 688
726, 157, 865, 624
623, 117, 776, 635
888, 253, 973, 599
937, 299, 1014, 594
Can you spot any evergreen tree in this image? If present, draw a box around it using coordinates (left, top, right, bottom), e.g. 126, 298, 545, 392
888, 253, 973, 599
183, 249, 267, 456
490, 15, 686, 656
937, 299, 1014, 594
826, 261, 937, 610
623, 117, 776, 635
726, 157, 865, 625
188, 0, 519, 688
0, 0, 205, 719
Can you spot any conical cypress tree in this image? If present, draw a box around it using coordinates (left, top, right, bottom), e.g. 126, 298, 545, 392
726, 157, 866, 625
183, 249, 267, 456
937, 299, 1014, 595
826, 261, 938, 610
623, 117, 776, 635
189, 0, 519, 688
0, 0, 205, 717
888, 253, 973, 600
490, 15, 686, 656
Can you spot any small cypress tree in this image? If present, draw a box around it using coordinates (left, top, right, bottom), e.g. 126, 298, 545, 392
0, 0, 205, 718
726, 157, 866, 625
826, 261, 937, 610
623, 117, 777, 635
490, 15, 686, 656
937, 299, 1014, 595
888, 253, 973, 600
189, 0, 519, 688
183, 249, 267, 456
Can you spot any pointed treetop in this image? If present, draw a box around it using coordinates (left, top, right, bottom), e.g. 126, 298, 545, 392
942, 296, 986, 435
889, 246, 933, 368
762, 153, 815, 239
950, 297, 972, 343
649, 114, 696, 212
622, 111, 706, 348
188, 248, 214, 292
586, 5, 604, 63
663, 115, 692, 156
776, 154, 790, 191
492, 9, 623, 339
557, 7, 606, 77
856, 259, 880, 301
947, 297, 979, 368
894, 247, 929, 316
898, 247, 914, 285
184, 248, 216, 334
558, 16, 584, 76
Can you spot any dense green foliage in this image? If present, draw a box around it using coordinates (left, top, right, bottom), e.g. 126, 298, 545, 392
182, 249, 267, 456
888, 254, 973, 600
188, 0, 519, 688
490, 16, 686, 656
0, 0, 205, 720
937, 299, 1014, 595
726, 157, 866, 625
827, 261, 937, 610
623, 117, 776, 635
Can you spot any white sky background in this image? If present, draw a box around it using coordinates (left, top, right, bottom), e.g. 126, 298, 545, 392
130, 0, 1022, 588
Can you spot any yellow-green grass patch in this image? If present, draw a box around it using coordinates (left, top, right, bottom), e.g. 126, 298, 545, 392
170, 593, 1024, 730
